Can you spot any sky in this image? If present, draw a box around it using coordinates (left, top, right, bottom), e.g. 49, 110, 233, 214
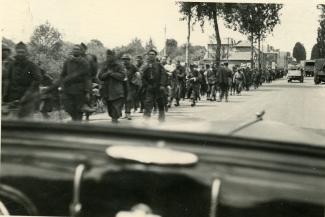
0, 0, 322, 58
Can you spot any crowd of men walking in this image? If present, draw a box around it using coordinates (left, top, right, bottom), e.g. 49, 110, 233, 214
2, 42, 284, 123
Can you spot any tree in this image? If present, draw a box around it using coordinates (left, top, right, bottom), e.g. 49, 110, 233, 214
178, 2, 197, 65
173, 43, 206, 62
316, 4, 325, 58
311, 43, 321, 59
145, 37, 157, 52
165, 38, 178, 59
193, 2, 226, 65
224, 3, 283, 69
293, 42, 306, 63
30, 21, 63, 59
29, 22, 65, 78
114, 38, 146, 59
87, 39, 107, 63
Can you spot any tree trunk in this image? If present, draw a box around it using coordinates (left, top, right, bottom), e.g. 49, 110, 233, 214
213, 10, 221, 66
250, 31, 254, 68
186, 13, 191, 66
258, 37, 261, 71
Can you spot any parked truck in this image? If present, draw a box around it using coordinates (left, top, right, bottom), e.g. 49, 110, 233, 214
314, 58, 325, 84
303, 60, 316, 77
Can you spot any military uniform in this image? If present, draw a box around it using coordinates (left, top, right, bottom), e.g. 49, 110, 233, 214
135, 60, 144, 112
39, 68, 54, 118
98, 56, 126, 123
218, 65, 232, 102
169, 64, 185, 107
60, 55, 91, 121
187, 67, 201, 106
141, 61, 168, 121
2, 46, 13, 101
5, 53, 41, 118
206, 67, 217, 101
124, 61, 141, 118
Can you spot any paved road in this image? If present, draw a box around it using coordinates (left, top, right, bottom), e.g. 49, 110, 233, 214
90, 77, 325, 131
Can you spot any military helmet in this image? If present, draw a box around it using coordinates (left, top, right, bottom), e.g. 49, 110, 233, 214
15, 41, 27, 51
2, 44, 10, 51
121, 54, 131, 60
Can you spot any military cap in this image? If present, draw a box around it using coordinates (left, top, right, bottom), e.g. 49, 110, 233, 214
2, 44, 10, 51
106, 49, 115, 55
121, 53, 131, 60
136, 55, 143, 60
147, 49, 158, 55
72, 44, 82, 50
80, 42, 87, 50
15, 41, 27, 50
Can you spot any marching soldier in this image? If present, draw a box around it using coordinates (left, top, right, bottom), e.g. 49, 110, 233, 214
233, 67, 245, 95
219, 62, 232, 102
98, 49, 126, 123
60, 44, 92, 121
141, 49, 167, 122
80, 42, 97, 120
205, 64, 217, 101
80, 43, 98, 80
122, 54, 141, 120
199, 64, 207, 98
135, 55, 145, 113
39, 63, 54, 119
187, 64, 201, 107
169, 60, 185, 107
2, 44, 13, 102
4, 42, 41, 119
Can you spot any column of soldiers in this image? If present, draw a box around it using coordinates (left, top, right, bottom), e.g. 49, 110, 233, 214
2, 41, 283, 123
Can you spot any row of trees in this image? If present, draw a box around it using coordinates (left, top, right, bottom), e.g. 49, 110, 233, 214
178, 2, 283, 69
311, 4, 325, 59
5, 22, 206, 79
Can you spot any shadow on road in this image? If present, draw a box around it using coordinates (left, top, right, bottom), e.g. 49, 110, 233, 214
254, 88, 278, 91
194, 104, 217, 107
269, 84, 322, 89
227, 100, 244, 103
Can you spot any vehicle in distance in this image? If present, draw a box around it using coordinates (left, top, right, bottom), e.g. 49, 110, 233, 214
303, 60, 315, 77
314, 58, 325, 84
287, 64, 303, 83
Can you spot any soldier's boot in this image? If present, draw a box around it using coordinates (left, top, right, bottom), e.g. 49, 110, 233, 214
168, 98, 173, 108
158, 112, 165, 122
42, 112, 51, 119
112, 118, 119, 123
139, 108, 144, 113
126, 113, 132, 120
175, 100, 180, 107
81, 104, 96, 113
190, 100, 196, 107
85, 113, 90, 121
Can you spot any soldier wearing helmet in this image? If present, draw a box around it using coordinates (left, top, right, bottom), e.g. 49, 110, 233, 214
121, 53, 141, 120
2, 44, 13, 102
140, 49, 168, 122
5, 42, 41, 118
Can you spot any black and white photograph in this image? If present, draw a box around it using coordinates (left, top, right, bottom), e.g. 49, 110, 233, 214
1, 0, 325, 216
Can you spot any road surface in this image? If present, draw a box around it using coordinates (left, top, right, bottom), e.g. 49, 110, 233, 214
89, 77, 325, 131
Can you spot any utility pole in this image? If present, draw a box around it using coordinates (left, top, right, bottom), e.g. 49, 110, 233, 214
226, 37, 230, 61
164, 24, 167, 57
